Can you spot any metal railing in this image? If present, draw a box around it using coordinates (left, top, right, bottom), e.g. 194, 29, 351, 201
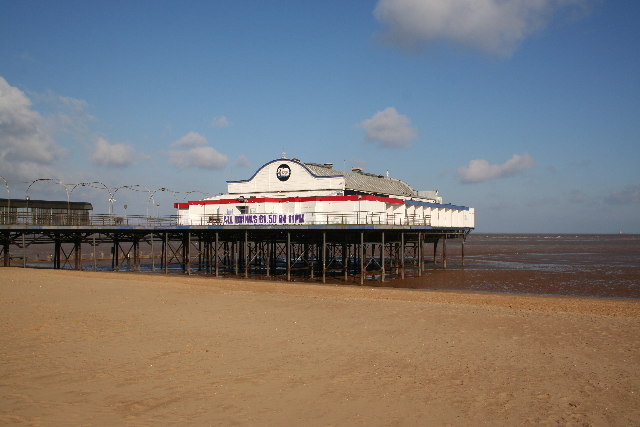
0, 211, 180, 226
1, 211, 435, 227
182, 212, 432, 226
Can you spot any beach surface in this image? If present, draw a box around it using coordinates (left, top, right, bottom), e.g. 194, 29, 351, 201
1, 268, 639, 425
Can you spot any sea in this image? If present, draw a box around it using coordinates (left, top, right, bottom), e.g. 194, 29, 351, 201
393, 233, 640, 299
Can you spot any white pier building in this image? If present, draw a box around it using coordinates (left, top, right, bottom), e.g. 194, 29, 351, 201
175, 157, 474, 229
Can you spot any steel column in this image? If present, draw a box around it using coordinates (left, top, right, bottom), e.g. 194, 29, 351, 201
286, 231, 291, 282
381, 231, 385, 283
401, 232, 405, 280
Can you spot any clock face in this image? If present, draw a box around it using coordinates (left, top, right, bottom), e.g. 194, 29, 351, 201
276, 164, 291, 181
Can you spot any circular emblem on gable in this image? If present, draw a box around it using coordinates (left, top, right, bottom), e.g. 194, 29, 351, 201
276, 164, 291, 181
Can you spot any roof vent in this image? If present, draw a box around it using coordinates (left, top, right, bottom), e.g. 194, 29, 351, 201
352, 167, 363, 173
292, 158, 300, 162
323, 163, 333, 169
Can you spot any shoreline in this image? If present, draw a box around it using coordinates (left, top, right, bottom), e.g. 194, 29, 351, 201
5, 267, 639, 317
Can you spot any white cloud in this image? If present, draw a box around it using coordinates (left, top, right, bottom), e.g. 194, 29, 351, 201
374, 0, 591, 56
212, 115, 231, 129
235, 154, 250, 168
568, 189, 590, 204
171, 131, 207, 148
92, 137, 136, 168
0, 76, 62, 166
169, 132, 228, 169
359, 107, 417, 148
457, 153, 534, 183
606, 185, 640, 205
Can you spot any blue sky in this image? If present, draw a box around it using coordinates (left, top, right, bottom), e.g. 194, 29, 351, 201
1, 0, 639, 232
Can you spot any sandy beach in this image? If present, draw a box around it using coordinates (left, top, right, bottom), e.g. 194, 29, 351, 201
1, 268, 639, 425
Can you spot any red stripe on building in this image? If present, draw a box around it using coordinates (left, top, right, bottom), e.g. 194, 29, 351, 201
184, 195, 404, 206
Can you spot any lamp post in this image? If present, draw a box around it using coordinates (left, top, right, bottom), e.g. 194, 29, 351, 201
57, 181, 75, 224
152, 187, 179, 220
25, 178, 56, 224
111, 185, 132, 217
25, 178, 56, 199
88, 181, 115, 217
67, 181, 100, 225
115, 184, 153, 218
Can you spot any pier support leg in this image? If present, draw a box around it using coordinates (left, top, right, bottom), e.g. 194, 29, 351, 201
433, 239, 439, 265
309, 243, 314, 280
113, 237, 119, 271
4, 241, 10, 267
92, 235, 97, 271
286, 232, 291, 282
233, 240, 238, 276
151, 233, 155, 272
322, 232, 326, 284
381, 232, 385, 283
185, 232, 191, 275
401, 232, 405, 280
443, 236, 447, 269
197, 236, 203, 272
163, 233, 168, 274
74, 239, 81, 270
55, 236, 61, 269
244, 231, 249, 279
418, 233, 422, 276
342, 241, 347, 282
421, 233, 425, 272
133, 238, 139, 272
215, 232, 219, 277
461, 235, 465, 267
265, 241, 269, 276
360, 231, 364, 285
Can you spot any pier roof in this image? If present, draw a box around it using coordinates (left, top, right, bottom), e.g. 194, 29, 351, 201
303, 162, 415, 197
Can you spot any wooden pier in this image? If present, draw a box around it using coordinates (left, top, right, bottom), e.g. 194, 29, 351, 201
1, 223, 469, 284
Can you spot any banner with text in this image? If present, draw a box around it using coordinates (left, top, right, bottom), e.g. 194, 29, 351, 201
223, 214, 306, 225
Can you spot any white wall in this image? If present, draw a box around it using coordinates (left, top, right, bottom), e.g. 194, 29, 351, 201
228, 160, 344, 195
180, 200, 474, 228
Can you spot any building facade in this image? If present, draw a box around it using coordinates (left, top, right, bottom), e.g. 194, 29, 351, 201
175, 157, 475, 229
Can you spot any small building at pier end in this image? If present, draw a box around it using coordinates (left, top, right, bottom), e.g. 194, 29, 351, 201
175, 157, 474, 229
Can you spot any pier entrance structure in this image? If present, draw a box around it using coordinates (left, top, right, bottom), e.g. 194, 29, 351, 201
1, 157, 474, 284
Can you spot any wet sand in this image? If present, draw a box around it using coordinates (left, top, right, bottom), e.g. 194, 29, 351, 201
1, 268, 639, 425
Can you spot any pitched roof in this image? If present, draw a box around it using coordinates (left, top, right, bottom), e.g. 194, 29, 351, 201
303, 162, 416, 197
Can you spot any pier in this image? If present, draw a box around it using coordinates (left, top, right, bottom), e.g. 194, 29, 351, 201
1, 157, 474, 283
0, 216, 468, 284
